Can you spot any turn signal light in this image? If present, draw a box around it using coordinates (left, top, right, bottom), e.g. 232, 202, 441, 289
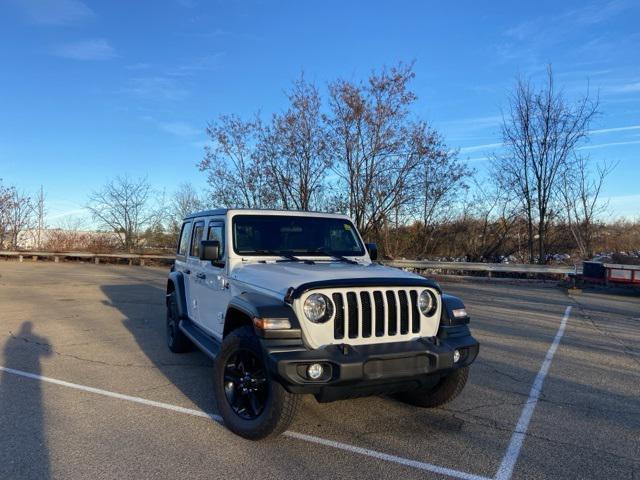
253, 317, 291, 330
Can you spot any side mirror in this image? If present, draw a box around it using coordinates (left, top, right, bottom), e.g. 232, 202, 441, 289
366, 243, 378, 261
200, 240, 221, 262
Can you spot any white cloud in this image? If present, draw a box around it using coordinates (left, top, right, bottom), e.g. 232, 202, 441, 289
440, 115, 503, 130
579, 140, 640, 150
48, 207, 88, 221
590, 125, 640, 135
605, 82, 640, 94
168, 52, 226, 77
125, 77, 189, 101
52, 39, 116, 61
158, 121, 201, 137
563, 0, 635, 26
458, 142, 503, 153
15, 0, 95, 25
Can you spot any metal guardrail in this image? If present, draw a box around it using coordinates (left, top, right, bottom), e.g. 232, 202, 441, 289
0, 250, 580, 275
384, 259, 581, 275
0, 250, 174, 265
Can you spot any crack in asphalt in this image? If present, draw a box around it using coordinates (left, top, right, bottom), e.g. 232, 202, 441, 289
443, 405, 639, 465
475, 360, 535, 385
566, 295, 640, 368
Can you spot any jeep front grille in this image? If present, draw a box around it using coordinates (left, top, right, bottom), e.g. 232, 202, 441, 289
296, 286, 441, 348
332, 288, 429, 340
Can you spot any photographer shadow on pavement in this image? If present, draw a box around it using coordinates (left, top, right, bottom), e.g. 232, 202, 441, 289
101, 283, 218, 417
0, 321, 52, 480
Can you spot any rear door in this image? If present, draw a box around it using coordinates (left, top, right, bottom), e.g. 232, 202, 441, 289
186, 220, 205, 322
174, 220, 192, 311
192, 218, 229, 338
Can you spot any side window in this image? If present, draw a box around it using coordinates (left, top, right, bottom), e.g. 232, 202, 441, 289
189, 221, 204, 258
207, 222, 225, 257
177, 222, 191, 257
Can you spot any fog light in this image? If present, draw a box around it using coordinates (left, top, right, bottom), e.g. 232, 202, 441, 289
307, 363, 324, 380
453, 349, 461, 363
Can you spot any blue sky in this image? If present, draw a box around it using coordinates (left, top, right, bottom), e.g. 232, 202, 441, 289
1, 0, 639, 225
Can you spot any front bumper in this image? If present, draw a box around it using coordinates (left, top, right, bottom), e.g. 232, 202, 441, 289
262, 325, 479, 402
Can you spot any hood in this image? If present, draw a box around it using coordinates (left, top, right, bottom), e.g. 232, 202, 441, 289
230, 261, 430, 297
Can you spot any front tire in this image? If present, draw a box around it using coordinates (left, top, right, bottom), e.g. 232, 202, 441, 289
214, 326, 300, 440
395, 367, 469, 408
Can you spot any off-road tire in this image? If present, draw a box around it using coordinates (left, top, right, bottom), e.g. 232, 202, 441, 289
166, 291, 192, 353
214, 326, 300, 440
395, 366, 469, 408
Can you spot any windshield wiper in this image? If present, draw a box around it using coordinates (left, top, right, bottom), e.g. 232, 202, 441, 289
313, 249, 359, 265
253, 249, 314, 264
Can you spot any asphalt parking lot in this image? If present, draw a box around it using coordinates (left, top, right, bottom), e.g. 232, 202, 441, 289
0, 262, 638, 480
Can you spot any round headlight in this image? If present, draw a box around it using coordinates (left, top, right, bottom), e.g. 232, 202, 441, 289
418, 290, 437, 316
303, 293, 333, 323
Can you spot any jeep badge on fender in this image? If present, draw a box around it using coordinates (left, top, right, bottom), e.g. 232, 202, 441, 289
166, 209, 479, 440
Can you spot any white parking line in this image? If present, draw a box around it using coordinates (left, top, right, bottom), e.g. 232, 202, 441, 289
0, 365, 490, 480
494, 305, 572, 480
0, 366, 221, 421
0, 305, 572, 480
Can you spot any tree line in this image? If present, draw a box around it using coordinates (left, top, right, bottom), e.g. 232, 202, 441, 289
2, 63, 634, 262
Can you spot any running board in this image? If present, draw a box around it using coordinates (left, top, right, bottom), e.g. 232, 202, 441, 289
178, 319, 221, 360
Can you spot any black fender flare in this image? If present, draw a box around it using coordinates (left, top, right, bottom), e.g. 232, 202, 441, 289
225, 291, 302, 339
167, 271, 188, 319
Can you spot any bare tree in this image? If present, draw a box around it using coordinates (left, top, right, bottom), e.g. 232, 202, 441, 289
86, 176, 156, 252
173, 182, 204, 221
6, 189, 34, 249
494, 66, 598, 263
327, 63, 424, 236
0, 181, 13, 248
199, 115, 276, 209
455, 180, 520, 261
407, 127, 471, 256
263, 76, 331, 210
33, 185, 46, 249
560, 156, 615, 259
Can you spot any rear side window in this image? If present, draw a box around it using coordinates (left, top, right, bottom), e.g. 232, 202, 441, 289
177, 222, 191, 256
190, 221, 204, 257
207, 222, 225, 258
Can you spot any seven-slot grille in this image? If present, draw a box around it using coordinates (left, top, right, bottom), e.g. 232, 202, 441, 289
331, 288, 432, 340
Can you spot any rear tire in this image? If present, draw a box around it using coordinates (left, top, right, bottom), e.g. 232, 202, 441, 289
214, 326, 300, 440
395, 367, 469, 408
166, 290, 192, 353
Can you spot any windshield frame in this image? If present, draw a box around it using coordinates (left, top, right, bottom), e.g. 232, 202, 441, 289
231, 214, 366, 257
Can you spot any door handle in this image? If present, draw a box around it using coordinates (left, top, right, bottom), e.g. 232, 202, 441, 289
196, 272, 206, 280
184, 269, 191, 275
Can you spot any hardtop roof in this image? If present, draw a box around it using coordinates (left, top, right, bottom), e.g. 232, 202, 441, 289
183, 208, 351, 221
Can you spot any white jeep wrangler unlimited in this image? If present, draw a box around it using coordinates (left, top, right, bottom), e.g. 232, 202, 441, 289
166, 209, 479, 439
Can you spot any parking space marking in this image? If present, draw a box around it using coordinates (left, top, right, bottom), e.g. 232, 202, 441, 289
1, 305, 573, 480
0, 365, 490, 480
284, 431, 492, 480
495, 305, 572, 480
0, 365, 222, 420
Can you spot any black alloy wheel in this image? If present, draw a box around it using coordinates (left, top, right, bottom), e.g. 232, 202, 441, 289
223, 348, 269, 420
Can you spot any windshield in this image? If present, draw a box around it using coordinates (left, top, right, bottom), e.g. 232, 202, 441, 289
232, 215, 366, 257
